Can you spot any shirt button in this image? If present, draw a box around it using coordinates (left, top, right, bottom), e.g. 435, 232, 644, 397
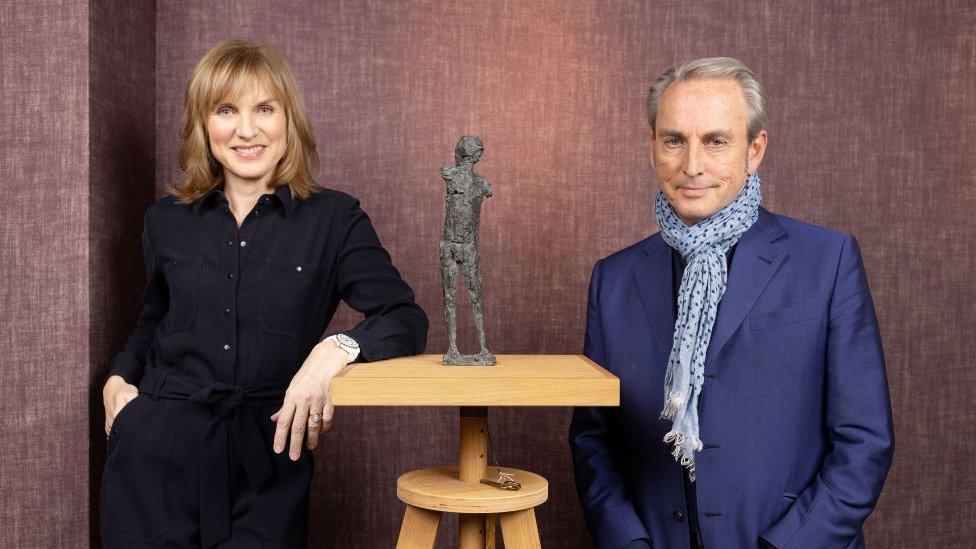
295, 266, 302, 272
224, 307, 231, 315
228, 272, 235, 279
673, 511, 686, 522
226, 240, 233, 246
240, 241, 247, 247
223, 344, 231, 351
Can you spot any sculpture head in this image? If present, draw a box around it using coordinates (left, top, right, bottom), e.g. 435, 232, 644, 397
454, 136, 484, 165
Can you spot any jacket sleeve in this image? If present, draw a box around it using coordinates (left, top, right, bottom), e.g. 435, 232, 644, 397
322, 198, 428, 361
761, 235, 894, 547
106, 205, 167, 385
569, 260, 652, 548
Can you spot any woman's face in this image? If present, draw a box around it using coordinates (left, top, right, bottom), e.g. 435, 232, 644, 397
206, 83, 287, 187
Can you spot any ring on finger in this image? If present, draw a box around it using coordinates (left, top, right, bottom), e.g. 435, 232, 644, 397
308, 412, 321, 424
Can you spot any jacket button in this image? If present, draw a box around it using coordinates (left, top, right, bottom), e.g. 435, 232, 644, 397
223, 344, 231, 351
673, 511, 686, 522
224, 308, 231, 315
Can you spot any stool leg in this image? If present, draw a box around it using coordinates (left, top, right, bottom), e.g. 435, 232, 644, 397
485, 514, 496, 549
459, 513, 488, 548
498, 508, 541, 549
397, 505, 441, 549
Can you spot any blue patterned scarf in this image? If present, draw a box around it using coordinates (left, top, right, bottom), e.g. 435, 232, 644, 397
654, 172, 762, 481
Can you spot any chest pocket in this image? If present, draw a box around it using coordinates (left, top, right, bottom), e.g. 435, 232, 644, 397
160, 256, 203, 333
257, 260, 327, 339
748, 301, 819, 332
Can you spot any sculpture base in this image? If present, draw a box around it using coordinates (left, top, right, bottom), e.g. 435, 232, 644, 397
443, 351, 496, 366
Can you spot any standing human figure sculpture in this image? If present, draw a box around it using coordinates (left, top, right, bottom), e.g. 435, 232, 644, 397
439, 136, 495, 365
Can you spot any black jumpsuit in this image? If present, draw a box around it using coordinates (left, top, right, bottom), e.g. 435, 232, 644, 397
100, 185, 428, 548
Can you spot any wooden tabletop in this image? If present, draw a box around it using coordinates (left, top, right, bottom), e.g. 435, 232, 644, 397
331, 354, 618, 406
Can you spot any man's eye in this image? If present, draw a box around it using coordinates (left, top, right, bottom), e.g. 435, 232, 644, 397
708, 139, 726, 147
664, 138, 681, 147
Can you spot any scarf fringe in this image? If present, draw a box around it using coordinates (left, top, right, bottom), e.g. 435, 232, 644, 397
663, 430, 703, 482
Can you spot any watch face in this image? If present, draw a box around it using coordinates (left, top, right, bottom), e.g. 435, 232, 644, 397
337, 334, 359, 348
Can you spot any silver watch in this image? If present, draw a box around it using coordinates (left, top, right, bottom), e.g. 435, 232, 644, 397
325, 334, 360, 364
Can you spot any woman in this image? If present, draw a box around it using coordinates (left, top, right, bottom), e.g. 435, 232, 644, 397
100, 39, 427, 548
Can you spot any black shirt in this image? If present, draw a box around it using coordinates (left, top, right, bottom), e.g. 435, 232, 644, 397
108, 184, 428, 387
671, 244, 737, 548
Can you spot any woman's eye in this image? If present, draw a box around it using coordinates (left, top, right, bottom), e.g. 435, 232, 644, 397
259, 105, 274, 114
216, 107, 233, 115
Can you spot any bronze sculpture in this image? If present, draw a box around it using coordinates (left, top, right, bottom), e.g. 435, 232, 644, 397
439, 136, 495, 365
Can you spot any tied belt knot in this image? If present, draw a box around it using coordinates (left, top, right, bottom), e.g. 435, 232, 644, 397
139, 366, 289, 548
189, 382, 246, 417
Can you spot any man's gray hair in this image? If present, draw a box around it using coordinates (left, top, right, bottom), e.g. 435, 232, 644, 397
647, 57, 768, 142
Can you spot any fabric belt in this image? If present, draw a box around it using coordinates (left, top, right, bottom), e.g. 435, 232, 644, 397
138, 366, 289, 548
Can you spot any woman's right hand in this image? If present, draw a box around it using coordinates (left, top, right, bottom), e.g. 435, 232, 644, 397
103, 375, 139, 436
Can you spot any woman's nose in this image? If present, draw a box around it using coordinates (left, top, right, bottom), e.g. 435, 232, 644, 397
236, 113, 258, 139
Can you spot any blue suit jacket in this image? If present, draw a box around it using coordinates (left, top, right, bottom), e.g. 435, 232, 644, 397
569, 208, 894, 549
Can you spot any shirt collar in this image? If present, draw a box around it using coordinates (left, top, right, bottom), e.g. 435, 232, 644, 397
191, 184, 297, 217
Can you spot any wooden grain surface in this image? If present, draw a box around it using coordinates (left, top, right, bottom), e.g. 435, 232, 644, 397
331, 354, 618, 406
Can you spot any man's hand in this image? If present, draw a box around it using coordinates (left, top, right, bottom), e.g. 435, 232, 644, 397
103, 375, 139, 435
270, 340, 348, 460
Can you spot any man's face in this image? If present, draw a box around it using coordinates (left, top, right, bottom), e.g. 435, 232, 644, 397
650, 78, 767, 225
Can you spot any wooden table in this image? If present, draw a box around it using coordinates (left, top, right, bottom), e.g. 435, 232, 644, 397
331, 354, 619, 548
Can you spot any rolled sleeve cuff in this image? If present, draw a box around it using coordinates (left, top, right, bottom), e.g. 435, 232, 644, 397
107, 352, 144, 385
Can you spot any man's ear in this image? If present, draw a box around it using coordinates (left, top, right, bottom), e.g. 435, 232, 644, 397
747, 129, 768, 173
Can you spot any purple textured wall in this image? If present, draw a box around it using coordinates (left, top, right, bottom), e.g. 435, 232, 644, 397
151, 1, 976, 547
1, 1, 91, 547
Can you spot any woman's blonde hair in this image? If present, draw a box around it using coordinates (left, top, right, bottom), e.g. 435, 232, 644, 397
168, 39, 320, 203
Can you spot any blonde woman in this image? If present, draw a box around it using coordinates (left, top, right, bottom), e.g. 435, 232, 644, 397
100, 39, 427, 548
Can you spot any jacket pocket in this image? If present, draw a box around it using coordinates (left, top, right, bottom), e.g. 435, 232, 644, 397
257, 259, 327, 339
748, 302, 818, 332
159, 256, 203, 333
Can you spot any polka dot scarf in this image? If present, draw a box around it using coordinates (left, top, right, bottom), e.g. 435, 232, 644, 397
654, 172, 762, 481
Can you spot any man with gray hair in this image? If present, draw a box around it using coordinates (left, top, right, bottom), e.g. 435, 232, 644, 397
569, 58, 893, 548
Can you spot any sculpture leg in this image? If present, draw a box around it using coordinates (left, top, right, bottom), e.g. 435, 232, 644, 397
440, 242, 461, 360
463, 249, 493, 362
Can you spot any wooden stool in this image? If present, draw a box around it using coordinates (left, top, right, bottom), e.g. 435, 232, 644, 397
396, 466, 547, 548
395, 413, 547, 548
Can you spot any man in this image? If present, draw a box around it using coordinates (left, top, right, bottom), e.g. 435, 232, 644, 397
440, 136, 495, 364
569, 58, 893, 549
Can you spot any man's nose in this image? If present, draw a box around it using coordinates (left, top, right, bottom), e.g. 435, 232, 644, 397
682, 144, 704, 178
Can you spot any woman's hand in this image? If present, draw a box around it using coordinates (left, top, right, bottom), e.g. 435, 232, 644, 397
103, 375, 139, 435
271, 340, 348, 460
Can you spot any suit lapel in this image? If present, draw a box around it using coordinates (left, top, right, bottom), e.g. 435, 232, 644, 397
632, 234, 677, 357
704, 208, 788, 372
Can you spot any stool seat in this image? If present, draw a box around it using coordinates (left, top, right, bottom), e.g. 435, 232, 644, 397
397, 466, 548, 514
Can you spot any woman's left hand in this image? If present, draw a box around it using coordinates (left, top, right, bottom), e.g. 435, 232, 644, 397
270, 340, 348, 460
